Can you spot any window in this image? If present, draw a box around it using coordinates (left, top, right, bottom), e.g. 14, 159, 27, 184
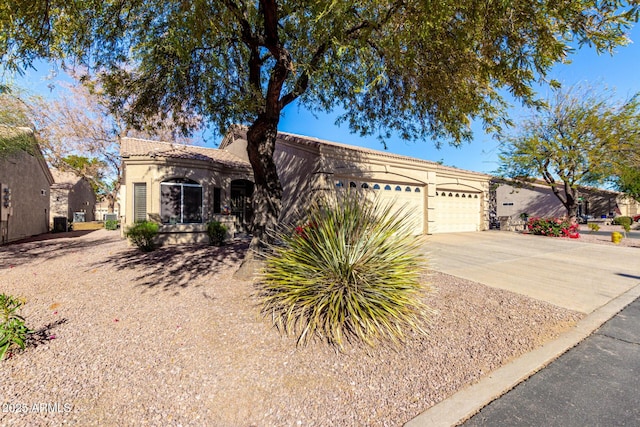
395, 186, 402, 191
414, 188, 421, 193
133, 183, 147, 222
335, 181, 344, 188
373, 184, 380, 190
405, 186, 411, 192
361, 183, 369, 189
213, 187, 221, 214
161, 179, 203, 224
384, 185, 392, 191
349, 181, 357, 188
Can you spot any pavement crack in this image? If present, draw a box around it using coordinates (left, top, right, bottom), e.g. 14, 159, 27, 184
596, 332, 640, 346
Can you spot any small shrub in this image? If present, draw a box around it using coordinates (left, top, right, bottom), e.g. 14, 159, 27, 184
124, 220, 159, 252
612, 216, 632, 227
105, 219, 119, 230
588, 223, 600, 232
206, 221, 228, 246
526, 217, 579, 238
1, 294, 31, 360
258, 191, 433, 349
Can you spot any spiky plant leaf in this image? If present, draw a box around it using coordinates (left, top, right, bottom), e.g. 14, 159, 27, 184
258, 191, 433, 349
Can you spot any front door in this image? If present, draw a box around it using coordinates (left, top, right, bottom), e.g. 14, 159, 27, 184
230, 179, 254, 233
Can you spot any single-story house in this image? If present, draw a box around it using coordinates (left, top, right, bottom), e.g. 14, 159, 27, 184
50, 168, 96, 229
119, 127, 492, 244
0, 127, 54, 244
492, 178, 639, 225
95, 199, 120, 221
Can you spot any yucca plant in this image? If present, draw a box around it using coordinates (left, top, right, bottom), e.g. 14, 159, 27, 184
258, 191, 433, 349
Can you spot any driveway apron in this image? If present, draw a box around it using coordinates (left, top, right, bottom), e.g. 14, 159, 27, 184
424, 231, 640, 314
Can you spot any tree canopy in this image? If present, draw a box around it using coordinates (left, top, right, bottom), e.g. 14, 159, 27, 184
497, 85, 640, 220
2, 0, 638, 244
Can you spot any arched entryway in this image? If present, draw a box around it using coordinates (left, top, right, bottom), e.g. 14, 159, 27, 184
230, 179, 254, 233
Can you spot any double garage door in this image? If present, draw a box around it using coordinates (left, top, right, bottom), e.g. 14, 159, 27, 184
336, 180, 481, 234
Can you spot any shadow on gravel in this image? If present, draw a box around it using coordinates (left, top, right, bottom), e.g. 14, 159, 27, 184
0, 231, 118, 269
27, 318, 69, 348
95, 241, 249, 293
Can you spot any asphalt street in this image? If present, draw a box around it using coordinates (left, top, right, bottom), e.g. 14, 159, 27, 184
462, 296, 640, 426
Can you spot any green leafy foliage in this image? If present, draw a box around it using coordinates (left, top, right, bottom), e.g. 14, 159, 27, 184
614, 165, 640, 200
612, 216, 632, 227
258, 191, 432, 349
206, 221, 228, 246
498, 86, 640, 221
613, 216, 632, 233
0, 294, 31, 360
526, 217, 580, 238
124, 220, 159, 252
104, 219, 118, 230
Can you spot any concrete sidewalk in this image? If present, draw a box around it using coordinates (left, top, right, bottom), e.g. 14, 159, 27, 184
406, 231, 640, 427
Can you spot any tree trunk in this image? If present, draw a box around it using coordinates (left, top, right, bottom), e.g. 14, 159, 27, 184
246, 117, 283, 250
233, 117, 283, 281
563, 185, 579, 223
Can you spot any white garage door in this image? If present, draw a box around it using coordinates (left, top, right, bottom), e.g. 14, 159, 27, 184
433, 190, 481, 233
336, 180, 425, 235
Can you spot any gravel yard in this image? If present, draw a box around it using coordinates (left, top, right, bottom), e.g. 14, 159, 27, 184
575, 224, 640, 248
1, 229, 587, 426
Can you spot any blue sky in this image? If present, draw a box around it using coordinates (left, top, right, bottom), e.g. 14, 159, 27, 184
278, 24, 640, 174
11, 25, 640, 175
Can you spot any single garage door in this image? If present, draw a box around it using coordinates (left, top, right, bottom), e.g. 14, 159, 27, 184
433, 190, 481, 233
336, 180, 425, 235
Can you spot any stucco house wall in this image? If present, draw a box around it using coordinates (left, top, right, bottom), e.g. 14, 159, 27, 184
0, 128, 53, 243
119, 128, 492, 245
494, 179, 630, 220
120, 138, 252, 244
50, 169, 96, 225
220, 128, 491, 234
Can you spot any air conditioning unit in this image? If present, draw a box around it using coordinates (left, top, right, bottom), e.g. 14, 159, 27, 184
73, 212, 86, 223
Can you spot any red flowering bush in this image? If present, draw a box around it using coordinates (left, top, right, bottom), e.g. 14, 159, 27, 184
526, 217, 579, 238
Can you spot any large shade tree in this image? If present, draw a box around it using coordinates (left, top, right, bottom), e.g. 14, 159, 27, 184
497, 86, 640, 221
1, 1, 638, 247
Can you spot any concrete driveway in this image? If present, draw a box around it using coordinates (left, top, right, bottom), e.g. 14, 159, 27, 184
425, 231, 640, 314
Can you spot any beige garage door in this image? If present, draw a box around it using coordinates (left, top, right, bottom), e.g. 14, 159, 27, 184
433, 190, 481, 233
336, 180, 425, 235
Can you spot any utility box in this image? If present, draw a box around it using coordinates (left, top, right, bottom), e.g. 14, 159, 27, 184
104, 213, 118, 222
53, 217, 68, 233
73, 211, 86, 223
1, 184, 12, 221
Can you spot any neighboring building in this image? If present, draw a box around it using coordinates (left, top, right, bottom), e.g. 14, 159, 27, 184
50, 168, 96, 227
95, 198, 120, 221
120, 127, 492, 244
0, 127, 54, 244
493, 178, 638, 222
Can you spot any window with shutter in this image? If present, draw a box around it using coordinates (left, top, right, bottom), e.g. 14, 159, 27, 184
133, 183, 147, 222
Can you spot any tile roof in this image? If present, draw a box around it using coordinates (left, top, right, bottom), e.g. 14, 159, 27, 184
223, 125, 491, 178
120, 137, 250, 168
51, 168, 83, 186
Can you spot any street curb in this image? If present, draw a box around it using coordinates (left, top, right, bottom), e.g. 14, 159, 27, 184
404, 281, 640, 427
